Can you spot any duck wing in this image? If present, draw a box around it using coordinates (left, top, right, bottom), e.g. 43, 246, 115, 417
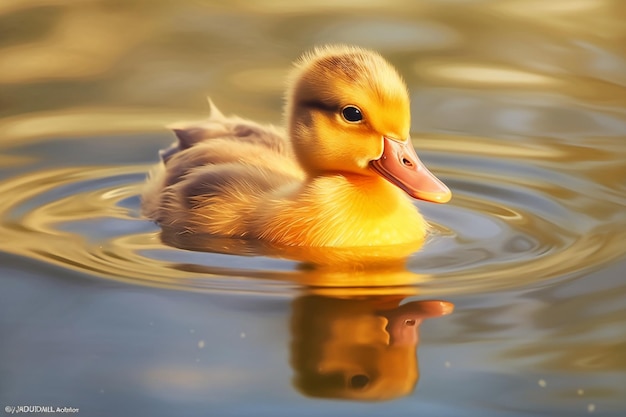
142, 101, 304, 232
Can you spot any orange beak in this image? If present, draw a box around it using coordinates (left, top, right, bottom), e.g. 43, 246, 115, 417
370, 137, 451, 203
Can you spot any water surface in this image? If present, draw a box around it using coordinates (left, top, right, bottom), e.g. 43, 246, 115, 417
1, 1, 625, 416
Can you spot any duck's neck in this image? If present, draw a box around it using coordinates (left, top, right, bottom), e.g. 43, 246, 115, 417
262, 173, 429, 247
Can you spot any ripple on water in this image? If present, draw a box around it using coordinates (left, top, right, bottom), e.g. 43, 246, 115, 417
0, 132, 624, 296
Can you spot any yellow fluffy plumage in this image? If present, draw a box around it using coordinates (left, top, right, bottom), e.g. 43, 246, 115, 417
142, 45, 450, 249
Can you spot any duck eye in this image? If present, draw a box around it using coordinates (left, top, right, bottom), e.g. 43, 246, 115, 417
341, 106, 363, 123
349, 374, 370, 389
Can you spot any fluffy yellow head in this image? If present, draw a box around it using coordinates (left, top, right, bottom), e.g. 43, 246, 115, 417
286, 45, 411, 176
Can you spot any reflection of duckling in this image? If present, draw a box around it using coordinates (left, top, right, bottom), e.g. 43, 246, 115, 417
158, 228, 426, 267
142, 45, 450, 249
290, 294, 453, 401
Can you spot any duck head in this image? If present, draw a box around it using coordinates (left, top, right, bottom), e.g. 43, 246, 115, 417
286, 45, 451, 203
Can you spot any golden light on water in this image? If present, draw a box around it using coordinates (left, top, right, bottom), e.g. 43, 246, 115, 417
0, 133, 623, 296
0, 108, 207, 142
0, 0, 625, 411
414, 62, 559, 87
0, 3, 153, 83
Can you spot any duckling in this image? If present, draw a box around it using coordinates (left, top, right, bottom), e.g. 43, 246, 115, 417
142, 45, 451, 248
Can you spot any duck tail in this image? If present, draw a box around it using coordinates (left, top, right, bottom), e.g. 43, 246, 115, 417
159, 98, 228, 163
207, 97, 225, 119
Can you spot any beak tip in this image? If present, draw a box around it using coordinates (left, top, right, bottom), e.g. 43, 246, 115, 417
437, 191, 452, 203
415, 189, 451, 204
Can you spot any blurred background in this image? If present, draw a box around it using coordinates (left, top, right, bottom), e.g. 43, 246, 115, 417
2, 0, 625, 137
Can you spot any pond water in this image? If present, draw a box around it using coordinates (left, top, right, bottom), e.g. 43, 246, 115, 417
1, 1, 625, 416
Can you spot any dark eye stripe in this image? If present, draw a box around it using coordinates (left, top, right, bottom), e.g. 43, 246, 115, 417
299, 100, 340, 113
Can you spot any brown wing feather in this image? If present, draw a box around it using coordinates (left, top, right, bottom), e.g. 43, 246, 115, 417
141, 101, 305, 231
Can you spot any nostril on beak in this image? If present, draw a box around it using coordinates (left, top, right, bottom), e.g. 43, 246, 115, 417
402, 158, 413, 167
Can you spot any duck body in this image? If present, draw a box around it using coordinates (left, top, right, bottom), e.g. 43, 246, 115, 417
142, 46, 450, 248
142, 107, 425, 247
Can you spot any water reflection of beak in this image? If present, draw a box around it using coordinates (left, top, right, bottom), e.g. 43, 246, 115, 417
381, 300, 455, 346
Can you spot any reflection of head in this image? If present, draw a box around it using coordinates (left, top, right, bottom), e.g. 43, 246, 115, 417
290, 295, 453, 401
